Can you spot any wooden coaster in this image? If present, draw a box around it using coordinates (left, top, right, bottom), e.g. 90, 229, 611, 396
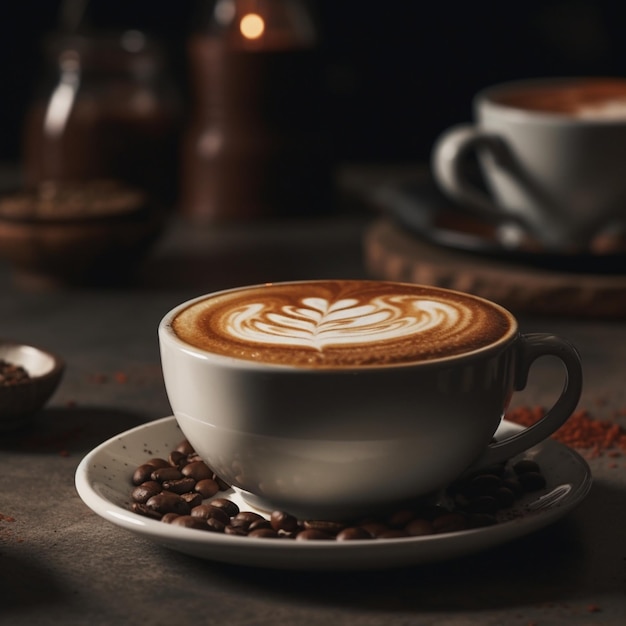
363, 219, 626, 318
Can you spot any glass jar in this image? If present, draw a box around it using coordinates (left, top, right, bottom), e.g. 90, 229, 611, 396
22, 29, 182, 207
180, 0, 335, 221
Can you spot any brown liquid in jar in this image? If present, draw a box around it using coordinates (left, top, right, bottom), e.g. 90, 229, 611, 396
21, 32, 181, 206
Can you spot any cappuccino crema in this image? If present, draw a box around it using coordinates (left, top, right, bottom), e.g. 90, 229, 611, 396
171, 281, 514, 368
492, 78, 626, 119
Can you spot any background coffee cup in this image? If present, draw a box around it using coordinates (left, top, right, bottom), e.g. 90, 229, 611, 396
431, 77, 626, 252
159, 280, 583, 520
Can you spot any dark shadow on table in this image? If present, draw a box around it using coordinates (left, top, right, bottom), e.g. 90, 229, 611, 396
0, 406, 148, 455
0, 553, 70, 614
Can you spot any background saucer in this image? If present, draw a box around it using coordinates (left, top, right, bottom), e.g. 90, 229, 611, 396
372, 174, 626, 274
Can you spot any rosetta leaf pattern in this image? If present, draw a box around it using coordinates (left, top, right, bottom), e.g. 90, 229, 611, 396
226, 295, 459, 351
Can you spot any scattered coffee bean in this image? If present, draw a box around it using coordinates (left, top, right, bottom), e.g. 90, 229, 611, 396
128, 438, 549, 541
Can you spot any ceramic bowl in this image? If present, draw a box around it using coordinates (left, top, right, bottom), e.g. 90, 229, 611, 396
0, 340, 65, 431
0, 180, 163, 288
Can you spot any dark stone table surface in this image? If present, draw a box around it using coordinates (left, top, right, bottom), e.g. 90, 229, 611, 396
1, 199, 625, 625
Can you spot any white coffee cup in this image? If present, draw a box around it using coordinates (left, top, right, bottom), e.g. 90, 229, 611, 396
431, 77, 626, 252
159, 279, 582, 519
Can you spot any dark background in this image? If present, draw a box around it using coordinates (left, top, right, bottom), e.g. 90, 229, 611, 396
2, 0, 626, 167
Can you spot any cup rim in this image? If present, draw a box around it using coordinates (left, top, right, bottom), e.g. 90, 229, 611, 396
158, 280, 519, 372
475, 76, 626, 126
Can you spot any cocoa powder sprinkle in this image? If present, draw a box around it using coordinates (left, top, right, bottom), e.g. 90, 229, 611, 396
506, 405, 626, 457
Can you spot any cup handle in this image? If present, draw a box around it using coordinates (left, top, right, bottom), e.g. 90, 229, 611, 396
431, 125, 511, 215
473, 333, 583, 468
430, 124, 541, 238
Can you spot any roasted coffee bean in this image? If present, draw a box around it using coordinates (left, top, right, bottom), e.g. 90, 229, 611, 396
432, 512, 467, 533
336, 527, 372, 541
386, 509, 415, 528
131, 480, 162, 503
513, 459, 541, 475
132, 464, 158, 485
303, 520, 345, 536
190, 504, 230, 525
248, 519, 273, 532
181, 460, 214, 481
161, 513, 180, 523
194, 478, 220, 498
517, 471, 547, 491
495, 486, 516, 508
206, 518, 227, 533
405, 518, 434, 537
151, 467, 183, 483
168, 450, 188, 467
209, 498, 239, 517
170, 515, 209, 530
174, 439, 195, 455
145, 492, 190, 516
225, 525, 248, 536
296, 529, 333, 541
181, 492, 203, 508
248, 528, 279, 538
466, 474, 501, 497
231, 511, 264, 530
501, 477, 524, 497
270, 510, 299, 533
163, 477, 197, 494
358, 521, 390, 538
131, 502, 163, 520
146, 458, 170, 470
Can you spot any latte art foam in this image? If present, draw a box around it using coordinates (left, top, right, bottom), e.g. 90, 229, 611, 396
172, 281, 514, 368
227, 296, 461, 351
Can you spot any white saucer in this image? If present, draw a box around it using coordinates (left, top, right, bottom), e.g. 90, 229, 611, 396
75, 416, 592, 570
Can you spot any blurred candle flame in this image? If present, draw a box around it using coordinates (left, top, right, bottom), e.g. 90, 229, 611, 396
240, 13, 265, 39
